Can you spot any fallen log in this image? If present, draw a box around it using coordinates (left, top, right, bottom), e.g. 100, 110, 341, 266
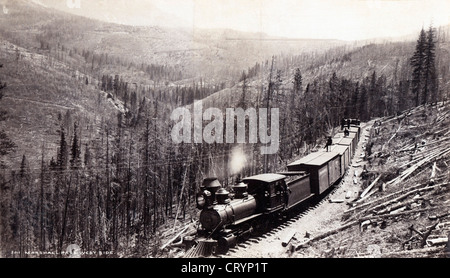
360, 175, 381, 199
430, 162, 440, 183
160, 224, 191, 250
345, 178, 446, 215
356, 187, 378, 203
394, 147, 450, 179
296, 205, 445, 250
294, 220, 359, 250
378, 246, 444, 258
408, 221, 440, 248
398, 146, 450, 174
368, 182, 449, 214
382, 119, 404, 151
426, 237, 448, 247
281, 229, 297, 247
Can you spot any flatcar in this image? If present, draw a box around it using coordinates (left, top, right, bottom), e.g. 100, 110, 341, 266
185, 119, 361, 255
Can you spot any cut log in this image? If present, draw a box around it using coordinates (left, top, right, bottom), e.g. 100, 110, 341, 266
389, 206, 406, 214
281, 230, 297, 247
426, 237, 448, 246
379, 246, 443, 258
294, 220, 359, 250
160, 224, 190, 250
346, 180, 442, 214
360, 220, 371, 231
420, 222, 439, 247
382, 120, 404, 151
360, 175, 381, 199
430, 162, 440, 183
368, 182, 449, 214
388, 147, 450, 187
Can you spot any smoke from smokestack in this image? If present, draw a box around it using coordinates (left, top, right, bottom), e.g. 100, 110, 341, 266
229, 145, 247, 176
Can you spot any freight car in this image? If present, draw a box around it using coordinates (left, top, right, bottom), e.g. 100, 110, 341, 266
186, 119, 361, 255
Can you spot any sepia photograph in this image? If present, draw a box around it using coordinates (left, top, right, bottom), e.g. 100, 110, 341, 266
0, 0, 449, 269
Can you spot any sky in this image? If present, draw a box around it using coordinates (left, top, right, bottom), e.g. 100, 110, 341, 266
37, 0, 450, 41
152, 0, 450, 40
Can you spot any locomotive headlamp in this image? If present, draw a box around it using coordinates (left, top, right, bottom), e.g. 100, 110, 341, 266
196, 193, 205, 209
196, 190, 211, 209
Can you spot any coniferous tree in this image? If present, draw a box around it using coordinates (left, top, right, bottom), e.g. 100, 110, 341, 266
423, 25, 437, 104
57, 128, 68, 170
410, 28, 427, 106
70, 122, 81, 168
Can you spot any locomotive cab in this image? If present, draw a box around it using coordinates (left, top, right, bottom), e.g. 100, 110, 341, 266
242, 173, 289, 212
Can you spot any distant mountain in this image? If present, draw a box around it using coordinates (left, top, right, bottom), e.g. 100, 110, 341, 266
0, 0, 347, 82
35, 0, 191, 28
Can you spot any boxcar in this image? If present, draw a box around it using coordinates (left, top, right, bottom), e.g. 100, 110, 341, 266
287, 152, 341, 195
282, 172, 313, 209
330, 144, 350, 174
349, 126, 360, 141
346, 132, 357, 154
337, 137, 354, 161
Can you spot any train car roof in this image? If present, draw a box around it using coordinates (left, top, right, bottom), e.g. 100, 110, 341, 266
242, 173, 286, 183
333, 134, 343, 142
302, 151, 340, 166
338, 137, 354, 145
287, 151, 324, 167
330, 145, 349, 154
276, 171, 308, 176
346, 132, 356, 139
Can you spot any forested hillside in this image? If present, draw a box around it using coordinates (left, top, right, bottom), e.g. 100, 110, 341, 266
0, 0, 449, 258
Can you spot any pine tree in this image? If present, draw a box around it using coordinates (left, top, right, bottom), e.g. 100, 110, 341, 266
19, 155, 27, 178
70, 122, 80, 168
57, 128, 68, 170
423, 25, 437, 104
293, 68, 303, 96
239, 71, 248, 108
410, 28, 427, 106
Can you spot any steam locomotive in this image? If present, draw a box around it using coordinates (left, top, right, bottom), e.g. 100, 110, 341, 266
188, 119, 361, 254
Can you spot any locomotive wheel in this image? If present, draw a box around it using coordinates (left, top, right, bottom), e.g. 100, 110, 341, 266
250, 219, 270, 236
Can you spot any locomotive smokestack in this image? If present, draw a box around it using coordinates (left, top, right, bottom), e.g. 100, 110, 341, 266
201, 177, 221, 204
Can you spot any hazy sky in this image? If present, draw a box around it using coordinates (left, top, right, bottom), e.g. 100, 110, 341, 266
42, 0, 450, 40
150, 0, 450, 40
